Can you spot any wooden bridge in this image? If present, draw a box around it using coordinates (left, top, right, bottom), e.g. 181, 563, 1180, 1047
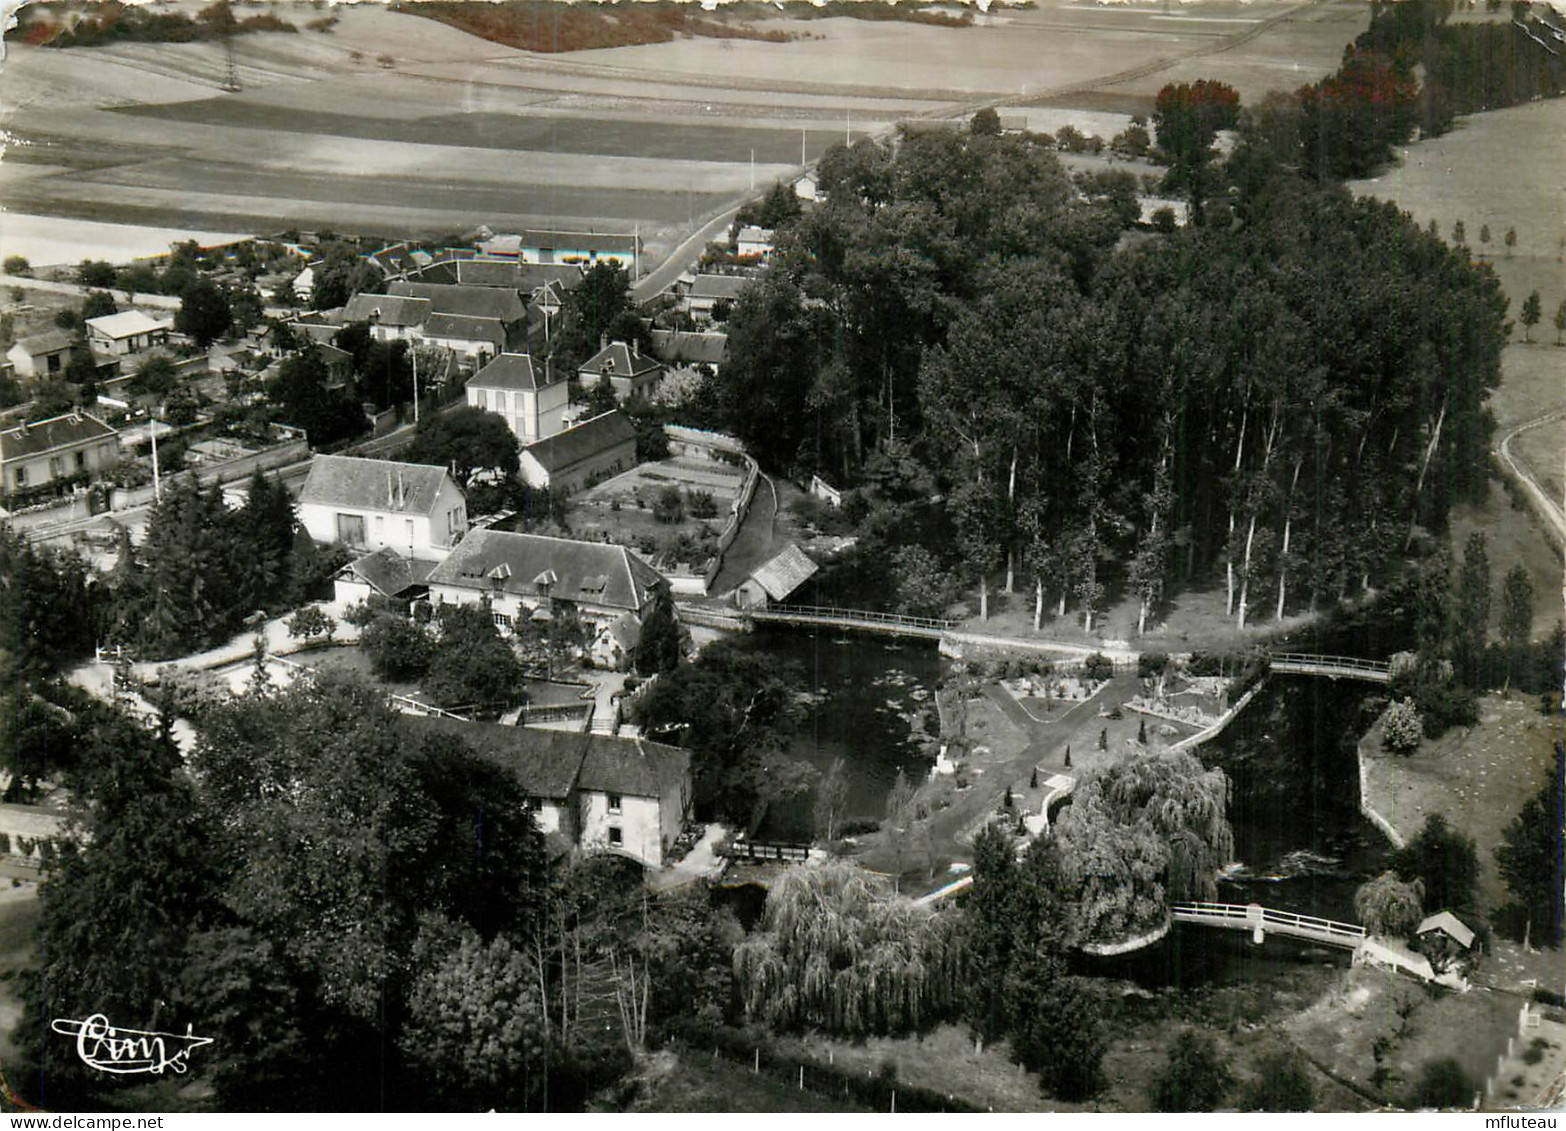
1170, 902, 1367, 949
748, 604, 956, 640
1268, 653, 1391, 684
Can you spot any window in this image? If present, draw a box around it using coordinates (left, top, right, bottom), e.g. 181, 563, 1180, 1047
49, 456, 64, 477
405, 519, 415, 545
494, 391, 507, 413
607, 826, 622, 846
75, 451, 86, 470
335, 513, 366, 546
476, 389, 488, 410
493, 612, 513, 630
47, 354, 61, 374
607, 793, 622, 815
13, 467, 25, 488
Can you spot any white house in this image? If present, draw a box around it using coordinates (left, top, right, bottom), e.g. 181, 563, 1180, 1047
576, 340, 663, 405
684, 274, 749, 322
6, 330, 77, 381
1, 412, 120, 496
425, 527, 667, 635
291, 265, 315, 303
467, 353, 568, 445
394, 717, 691, 868
84, 311, 171, 357
794, 172, 820, 202
340, 294, 432, 342
297, 454, 467, 557
734, 226, 775, 259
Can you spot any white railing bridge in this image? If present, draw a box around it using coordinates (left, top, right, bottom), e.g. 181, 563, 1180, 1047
1171, 901, 1366, 949
1268, 653, 1391, 684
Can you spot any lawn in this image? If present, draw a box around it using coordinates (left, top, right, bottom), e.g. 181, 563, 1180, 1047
570, 459, 744, 572
618, 1048, 871, 1112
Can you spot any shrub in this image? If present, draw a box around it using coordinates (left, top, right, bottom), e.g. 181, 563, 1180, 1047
1138, 651, 1170, 679
1152, 207, 1178, 234
1239, 1049, 1314, 1111
653, 484, 684, 524
1083, 653, 1114, 682
285, 605, 336, 644
361, 613, 434, 681
1410, 1057, 1474, 1109
687, 489, 718, 519
2, 256, 30, 276
837, 818, 880, 837
1151, 1029, 1232, 1112
1382, 697, 1423, 754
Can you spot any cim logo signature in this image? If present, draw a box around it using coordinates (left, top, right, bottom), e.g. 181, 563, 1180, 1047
50, 1015, 213, 1076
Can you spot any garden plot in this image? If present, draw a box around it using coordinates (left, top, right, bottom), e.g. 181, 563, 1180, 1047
571, 458, 746, 569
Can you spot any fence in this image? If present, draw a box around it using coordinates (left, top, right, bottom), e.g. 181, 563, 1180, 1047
718, 839, 811, 863
702, 449, 761, 592
518, 701, 594, 728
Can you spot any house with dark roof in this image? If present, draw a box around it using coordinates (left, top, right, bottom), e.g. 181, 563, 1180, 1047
395, 715, 691, 868
418, 313, 510, 362
649, 329, 728, 377
425, 527, 667, 635
0, 412, 120, 497
735, 543, 818, 609
387, 281, 527, 326
364, 242, 422, 279
577, 339, 664, 405
6, 330, 78, 381
298, 454, 467, 557
332, 546, 440, 609
341, 294, 432, 342
684, 274, 750, 322
466, 353, 569, 445
519, 410, 637, 495
734, 226, 775, 259
589, 611, 643, 671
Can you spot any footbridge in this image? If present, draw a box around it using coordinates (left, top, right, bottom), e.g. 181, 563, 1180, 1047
747, 604, 956, 641
1268, 653, 1391, 684
1170, 902, 1366, 949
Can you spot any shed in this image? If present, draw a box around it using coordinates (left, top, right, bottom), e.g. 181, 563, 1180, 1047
1416, 911, 1475, 950
735, 543, 817, 609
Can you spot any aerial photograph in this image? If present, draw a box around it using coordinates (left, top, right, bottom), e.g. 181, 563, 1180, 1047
0, 0, 1561, 1116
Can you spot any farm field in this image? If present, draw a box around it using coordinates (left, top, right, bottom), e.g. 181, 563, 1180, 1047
2, 0, 1364, 274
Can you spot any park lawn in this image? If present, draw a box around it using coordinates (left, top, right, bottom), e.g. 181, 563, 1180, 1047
1360, 694, 1558, 913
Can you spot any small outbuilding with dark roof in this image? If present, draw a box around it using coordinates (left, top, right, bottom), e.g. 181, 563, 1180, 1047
519, 409, 637, 496
735, 543, 818, 609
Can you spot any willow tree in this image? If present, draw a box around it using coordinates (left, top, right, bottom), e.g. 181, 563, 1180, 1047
733, 861, 963, 1037
1355, 871, 1425, 938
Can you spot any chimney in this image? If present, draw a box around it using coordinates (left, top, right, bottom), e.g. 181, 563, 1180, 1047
599, 332, 608, 351
632, 339, 640, 360
397, 469, 406, 507
387, 469, 394, 509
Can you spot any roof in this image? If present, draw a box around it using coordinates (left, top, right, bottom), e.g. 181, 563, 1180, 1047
420, 313, 507, 350
298, 454, 455, 517
85, 310, 167, 339
365, 242, 419, 276
0, 413, 117, 463
1416, 912, 1476, 948
346, 546, 437, 598
11, 329, 77, 357
749, 543, 818, 602
477, 234, 523, 257
735, 226, 774, 244
578, 734, 690, 801
689, 274, 750, 301
387, 281, 525, 324
649, 329, 728, 367
469, 352, 541, 392
600, 611, 642, 653
427, 528, 665, 613
523, 410, 637, 475
580, 341, 662, 379
522, 228, 639, 255
341, 294, 431, 328
396, 715, 587, 799
316, 342, 352, 364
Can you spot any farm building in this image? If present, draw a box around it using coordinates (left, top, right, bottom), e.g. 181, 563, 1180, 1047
519, 410, 638, 495
467, 353, 568, 445
6, 330, 78, 381
577, 340, 664, 405
84, 310, 171, 358
425, 527, 667, 635
298, 454, 467, 558
387, 280, 527, 326
0, 412, 120, 496
395, 716, 691, 869
735, 543, 818, 609
684, 274, 749, 322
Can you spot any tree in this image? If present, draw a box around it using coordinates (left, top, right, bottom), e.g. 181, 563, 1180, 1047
585, 373, 618, 417
77, 259, 117, 288
266, 346, 365, 447
1478, 223, 1491, 252
286, 605, 336, 644
1151, 1029, 1233, 1112
1452, 219, 1466, 245
652, 484, 684, 524
361, 612, 435, 681
400, 921, 547, 1110
425, 602, 521, 708
733, 861, 963, 1037
1453, 532, 1490, 687
1555, 298, 1566, 346
1390, 813, 1478, 915
1354, 870, 1424, 937
1505, 226, 1517, 256
1495, 742, 1564, 945
404, 405, 520, 487
1500, 564, 1534, 689
80, 290, 117, 320
970, 107, 1002, 136
175, 277, 234, 347
1382, 697, 1424, 755
3, 255, 30, 276
813, 757, 849, 843
132, 353, 178, 395
1152, 79, 1241, 221
633, 591, 682, 675
1520, 289, 1542, 342
1411, 1057, 1475, 1109
891, 544, 957, 618
1240, 1049, 1314, 1111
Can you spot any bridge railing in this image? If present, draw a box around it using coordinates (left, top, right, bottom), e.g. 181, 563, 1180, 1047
1269, 653, 1390, 675
1171, 901, 1365, 940
754, 604, 957, 631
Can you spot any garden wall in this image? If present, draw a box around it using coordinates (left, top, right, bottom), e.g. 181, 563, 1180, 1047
109, 436, 308, 510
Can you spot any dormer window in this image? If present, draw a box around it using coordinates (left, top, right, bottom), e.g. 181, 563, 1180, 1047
533, 569, 558, 589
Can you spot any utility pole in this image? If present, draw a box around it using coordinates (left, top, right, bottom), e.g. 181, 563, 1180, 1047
150, 409, 162, 502
749, 149, 755, 191
411, 345, 419, 425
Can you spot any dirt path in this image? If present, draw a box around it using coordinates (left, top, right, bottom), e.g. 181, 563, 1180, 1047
1496, 408, 1566, 549
708, 472, 780, 597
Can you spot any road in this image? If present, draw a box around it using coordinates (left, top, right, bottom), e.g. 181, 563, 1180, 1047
631, 201, 749, 302
1495, 408, 1566, 548
0, 272, 290, 319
